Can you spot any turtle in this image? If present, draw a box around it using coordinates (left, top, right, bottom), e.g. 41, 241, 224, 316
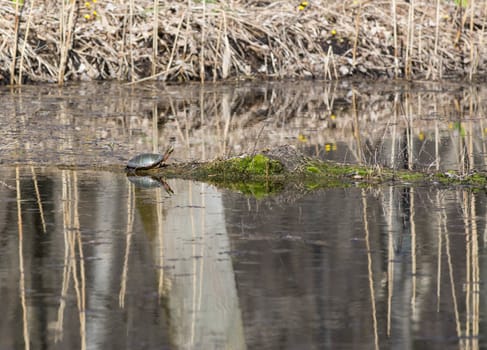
126, 147, 173, 171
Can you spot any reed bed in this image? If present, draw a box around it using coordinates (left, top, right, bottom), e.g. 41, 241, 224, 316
1, 0, 487, 84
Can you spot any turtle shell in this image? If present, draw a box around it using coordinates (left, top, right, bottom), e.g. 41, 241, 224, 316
126, 153, 164, 170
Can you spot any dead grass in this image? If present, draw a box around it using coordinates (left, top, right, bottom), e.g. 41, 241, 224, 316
1, 0, 487, 84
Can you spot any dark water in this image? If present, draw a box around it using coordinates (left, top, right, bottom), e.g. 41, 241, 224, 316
1, 80, 487, 349
0, 167, 485, 349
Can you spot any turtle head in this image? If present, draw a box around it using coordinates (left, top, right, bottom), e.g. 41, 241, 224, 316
162, 146, 174, 162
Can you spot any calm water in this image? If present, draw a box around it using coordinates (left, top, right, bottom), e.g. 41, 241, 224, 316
1, 80, 487, 349
0, 167, 485, 349
2, 80, 487, 173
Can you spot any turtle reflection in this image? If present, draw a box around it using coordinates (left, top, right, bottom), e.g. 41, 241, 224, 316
127, 175, 174, 194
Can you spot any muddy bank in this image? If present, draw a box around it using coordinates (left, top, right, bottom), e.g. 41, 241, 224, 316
2, 1, 486, 84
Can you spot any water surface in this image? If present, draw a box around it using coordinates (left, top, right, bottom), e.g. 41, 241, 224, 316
0, 166, 485, 349
2, 80, 487, 173
1, 80, 487, 349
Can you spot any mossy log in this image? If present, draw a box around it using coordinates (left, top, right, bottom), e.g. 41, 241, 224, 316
129, 145, 487, 196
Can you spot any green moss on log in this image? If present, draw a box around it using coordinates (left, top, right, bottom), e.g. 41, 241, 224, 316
194, 154, 285, 181
151, 148, 487, 197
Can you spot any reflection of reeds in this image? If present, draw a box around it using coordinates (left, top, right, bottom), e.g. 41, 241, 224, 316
119, 183, 134, 308
220, 92, 232, 157
435, 190, 445, 312
385, 186, 394, 336
404, 92, 413, 170
471, 193, 480, 348
381, 185, 484, 349
390, 93, 399, 169
54, 215, 71, 342
351, 89, 363, 164
152, 104, 159, 153
191, 182, 206, 347
16, 167, 30, 350
410, 188, 417, 308
140, 82, 487, 167
59, 170, 86, 349
434, 189, 481, 348
434, 96, 440, 171
72, 172, 86, 350
172, 101, 191, 158
31, 166, 46, 233
460, 191, 479, 348
6, 81, 487, 172
156, 184, 165, 297
199, 89, 207, 161
362, 190, 379, 350
444, 192, 461, 343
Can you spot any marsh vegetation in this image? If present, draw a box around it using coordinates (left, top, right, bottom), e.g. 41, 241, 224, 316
2, 0, 487, 84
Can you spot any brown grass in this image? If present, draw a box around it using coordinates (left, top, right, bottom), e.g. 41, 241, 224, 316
1, 0, 487, 84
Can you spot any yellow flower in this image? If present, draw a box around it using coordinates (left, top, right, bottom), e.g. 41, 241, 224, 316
330, 114, 336, 120
331, 29, 337, 36
298, 1, 308, 11
298, 134, 308, 142
92, 0, 97, 3
85, 1, 91, 8
324, 143, 337, 152
93, 10, 98, 17
418, 131, 425, 141
84, 14, 91, 20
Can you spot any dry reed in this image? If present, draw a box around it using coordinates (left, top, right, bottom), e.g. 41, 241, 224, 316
9, 0, 23, 85
1, 0, 487, 84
